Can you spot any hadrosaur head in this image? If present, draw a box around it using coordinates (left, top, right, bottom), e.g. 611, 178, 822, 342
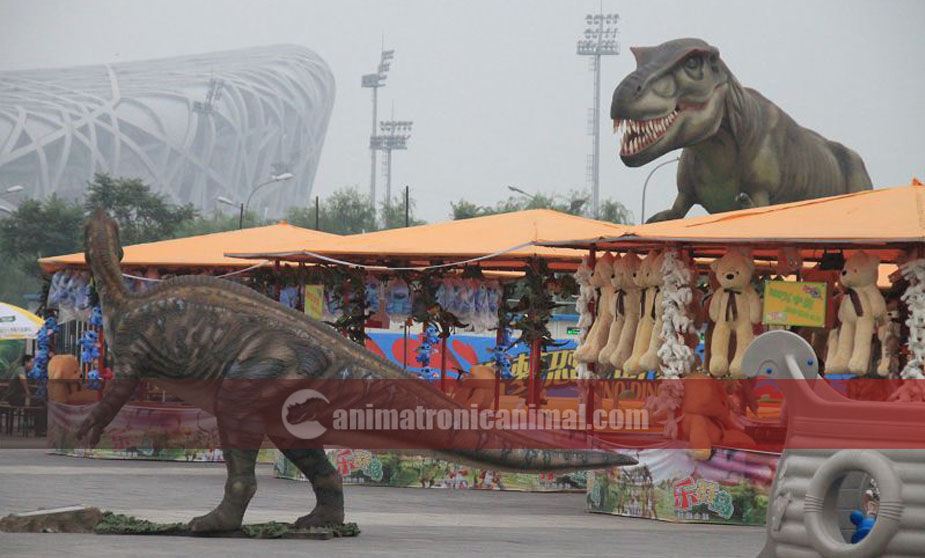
610, 38, 729, 166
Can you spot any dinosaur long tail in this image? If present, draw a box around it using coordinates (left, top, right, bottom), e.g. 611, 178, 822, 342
84, 209, 131, 307
319, 377, 637, 472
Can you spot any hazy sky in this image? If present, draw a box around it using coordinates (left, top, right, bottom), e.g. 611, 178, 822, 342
2, 0, 923, 223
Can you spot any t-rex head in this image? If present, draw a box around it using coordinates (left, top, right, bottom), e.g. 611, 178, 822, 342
610, 38, 729, 166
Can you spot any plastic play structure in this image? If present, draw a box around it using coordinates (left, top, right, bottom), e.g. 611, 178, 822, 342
743, 331, 925, 557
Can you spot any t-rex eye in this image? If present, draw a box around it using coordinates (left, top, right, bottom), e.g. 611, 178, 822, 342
684, 55, 702, 70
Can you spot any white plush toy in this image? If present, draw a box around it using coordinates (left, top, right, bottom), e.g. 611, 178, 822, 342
827, 252, 887, 375
624, 250, 663, 374
599, 253, 642, 368
708, 248, 761, 378
574, 253, 616, 363
574, 256, 595, 340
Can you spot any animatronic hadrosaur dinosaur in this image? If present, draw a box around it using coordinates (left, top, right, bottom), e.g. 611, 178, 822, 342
77, 210, 634, 533
610, 38, 871, 222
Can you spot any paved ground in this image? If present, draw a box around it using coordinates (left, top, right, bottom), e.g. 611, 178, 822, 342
0, 449, 765, 557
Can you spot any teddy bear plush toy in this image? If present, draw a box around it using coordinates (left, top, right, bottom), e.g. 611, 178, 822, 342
708, 248, 762, 378
603, 253, 642, 369
575, 253, 616, 363
598, 253, 640, 366
638, 253, 668, 373
826, 252, 887, 376
623, 251, 662, 374
679, 373, 756, 461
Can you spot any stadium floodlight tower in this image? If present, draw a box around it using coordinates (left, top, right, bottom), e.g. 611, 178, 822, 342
361, 48, 395, 206
577, 10, 619, 218
370, 120, 413, 211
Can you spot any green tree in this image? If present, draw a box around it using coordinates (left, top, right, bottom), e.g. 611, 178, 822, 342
84, 173, 198, 244
0, 195, 85, 304
380, 194, 425, 230
287, 187, 376, 235
173, 209, 262, 238
450, 188, 632, 225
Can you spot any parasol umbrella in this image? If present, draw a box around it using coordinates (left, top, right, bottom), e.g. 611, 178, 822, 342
0, 302, 43, 340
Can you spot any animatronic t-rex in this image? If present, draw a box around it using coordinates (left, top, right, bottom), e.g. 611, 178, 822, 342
77, 210, 634, 533
610, 38, 871, 222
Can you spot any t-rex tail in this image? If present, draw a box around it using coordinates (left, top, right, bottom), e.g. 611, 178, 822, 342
84, 209, 131, 308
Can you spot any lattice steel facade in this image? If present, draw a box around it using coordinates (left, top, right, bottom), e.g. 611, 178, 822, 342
0, 44, 335, 215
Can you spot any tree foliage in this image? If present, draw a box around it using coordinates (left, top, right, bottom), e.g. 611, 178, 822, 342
450, 188, 632, 224
380, 194, 425, 230
84, 173, 198, 244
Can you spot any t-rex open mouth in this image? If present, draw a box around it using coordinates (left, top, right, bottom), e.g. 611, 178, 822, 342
614, 108, 680, 157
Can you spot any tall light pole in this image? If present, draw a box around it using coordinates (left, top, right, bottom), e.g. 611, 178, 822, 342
362, 48, 395, 207
577, 10, 619, 219
640, 157, 680, 224
218, 173, 293, 229
371, 120, 412, 214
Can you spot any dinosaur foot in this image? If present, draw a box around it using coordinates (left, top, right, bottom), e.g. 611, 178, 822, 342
188, 504, 246, 533
294, 506, 345, 529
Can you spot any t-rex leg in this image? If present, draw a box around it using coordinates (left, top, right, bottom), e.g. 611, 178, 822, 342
269, 441, 345, 528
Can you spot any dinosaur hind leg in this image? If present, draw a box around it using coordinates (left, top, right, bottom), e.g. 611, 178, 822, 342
189, 382, 267, 533
188, 446, 259, 532
270, 440, 345, 528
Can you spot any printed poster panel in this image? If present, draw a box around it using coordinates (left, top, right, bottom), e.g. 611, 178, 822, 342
587, 448, 776, 526
762, 280, 827, 328
303, 284, 324, 319
274, 449, 588, 493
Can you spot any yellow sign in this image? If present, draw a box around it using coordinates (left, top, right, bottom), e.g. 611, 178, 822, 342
303, 285, 324, 319
762, 280, 827, 327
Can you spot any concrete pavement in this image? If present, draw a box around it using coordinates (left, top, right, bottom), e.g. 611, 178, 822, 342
0, 449, 765, 557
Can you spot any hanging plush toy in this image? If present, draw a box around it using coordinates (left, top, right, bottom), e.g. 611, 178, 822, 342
385, 277, 412, 319
899, 258, 925, 380
599, 254, 641, 369
639, 252, 670, 373
877, 299, 902, 377
574, 253, 616, 363
827, 252, 887, 376
707, 248, 762, 378
624, 251, 663, 374
574, 256, 595, 342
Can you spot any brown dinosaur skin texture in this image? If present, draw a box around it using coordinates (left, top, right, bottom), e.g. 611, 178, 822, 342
76, 210, 635, 533
610, 38, 871, 223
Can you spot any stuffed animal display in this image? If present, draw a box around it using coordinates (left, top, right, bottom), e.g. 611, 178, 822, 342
877, 300, 902, 377
575, 253, 616, 363
599, 253, 642, 370
679, 373, 756, 461
707, 248, 762, 378
827, 252, 887, 375
624, 251, 662, 374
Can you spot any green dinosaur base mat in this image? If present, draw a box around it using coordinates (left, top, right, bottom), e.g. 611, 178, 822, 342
0, 507, 359, 539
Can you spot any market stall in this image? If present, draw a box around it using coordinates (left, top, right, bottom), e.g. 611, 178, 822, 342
538, 181, 925, 524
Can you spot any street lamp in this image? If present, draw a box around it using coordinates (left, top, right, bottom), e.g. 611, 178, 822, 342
507, 185, 535, 200
220, 173, 294, 229
640, 157, 680, 224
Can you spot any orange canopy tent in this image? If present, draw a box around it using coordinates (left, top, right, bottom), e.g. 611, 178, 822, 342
541, 182, 925, 264
227, 209, 629, 270
38, 222, 341, 273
